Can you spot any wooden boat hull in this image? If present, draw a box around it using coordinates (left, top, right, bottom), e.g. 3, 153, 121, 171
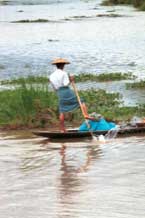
33, 126, 145, 139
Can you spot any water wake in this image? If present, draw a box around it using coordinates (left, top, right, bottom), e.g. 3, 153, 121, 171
105, 126, 120, 140
98, 126, 120, 143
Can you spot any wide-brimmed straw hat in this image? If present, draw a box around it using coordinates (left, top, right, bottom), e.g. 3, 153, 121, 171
52, 58, 70, 65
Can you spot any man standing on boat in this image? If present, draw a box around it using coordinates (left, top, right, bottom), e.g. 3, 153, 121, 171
49, 58, 89, 132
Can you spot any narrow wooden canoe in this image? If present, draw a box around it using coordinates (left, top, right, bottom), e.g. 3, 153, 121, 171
33, 126, 145, 139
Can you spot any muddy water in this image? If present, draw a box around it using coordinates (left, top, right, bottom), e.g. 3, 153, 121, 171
0, 132, 145, 218
1, 1, 145, 79
1, 0, 145, 106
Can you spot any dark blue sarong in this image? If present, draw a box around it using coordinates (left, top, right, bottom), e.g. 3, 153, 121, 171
56, 86, 80, 113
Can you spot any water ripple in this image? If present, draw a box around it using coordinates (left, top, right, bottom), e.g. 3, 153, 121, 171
0, 134, 145, 217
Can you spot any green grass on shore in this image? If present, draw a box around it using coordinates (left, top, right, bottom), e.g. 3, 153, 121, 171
0, 72, 135, 86
0, 82, 58, 129
0, 76, 48, 85
126, 80, 145, 89
75, 72, 135, 82
0, 80, 144, 129
101, 0, 145, 11
11, 19, 58, 23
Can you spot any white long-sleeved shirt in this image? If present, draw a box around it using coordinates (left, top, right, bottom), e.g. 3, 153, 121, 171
49, 69, 70, 90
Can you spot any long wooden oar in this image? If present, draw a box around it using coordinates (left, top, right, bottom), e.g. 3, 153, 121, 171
71, 80, 97, 140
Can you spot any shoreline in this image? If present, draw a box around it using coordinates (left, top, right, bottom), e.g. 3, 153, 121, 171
0, 74, 144, 130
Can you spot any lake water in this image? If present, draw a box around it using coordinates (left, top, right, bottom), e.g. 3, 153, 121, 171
1, 0, 145, 105
0, 131, 145, 218
0, 0, 145, 80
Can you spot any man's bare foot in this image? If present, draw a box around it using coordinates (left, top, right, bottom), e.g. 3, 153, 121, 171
60, 128, 67, 133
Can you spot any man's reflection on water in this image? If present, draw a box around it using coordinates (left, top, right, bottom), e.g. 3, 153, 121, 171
57, 142, 102, 218
59, 143, 101, 173
20, 140, 102, 218
20, 139, 102, 173
20, 139, 102, 217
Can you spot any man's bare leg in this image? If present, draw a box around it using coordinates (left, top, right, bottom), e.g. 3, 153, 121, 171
59, 113, 66, 132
